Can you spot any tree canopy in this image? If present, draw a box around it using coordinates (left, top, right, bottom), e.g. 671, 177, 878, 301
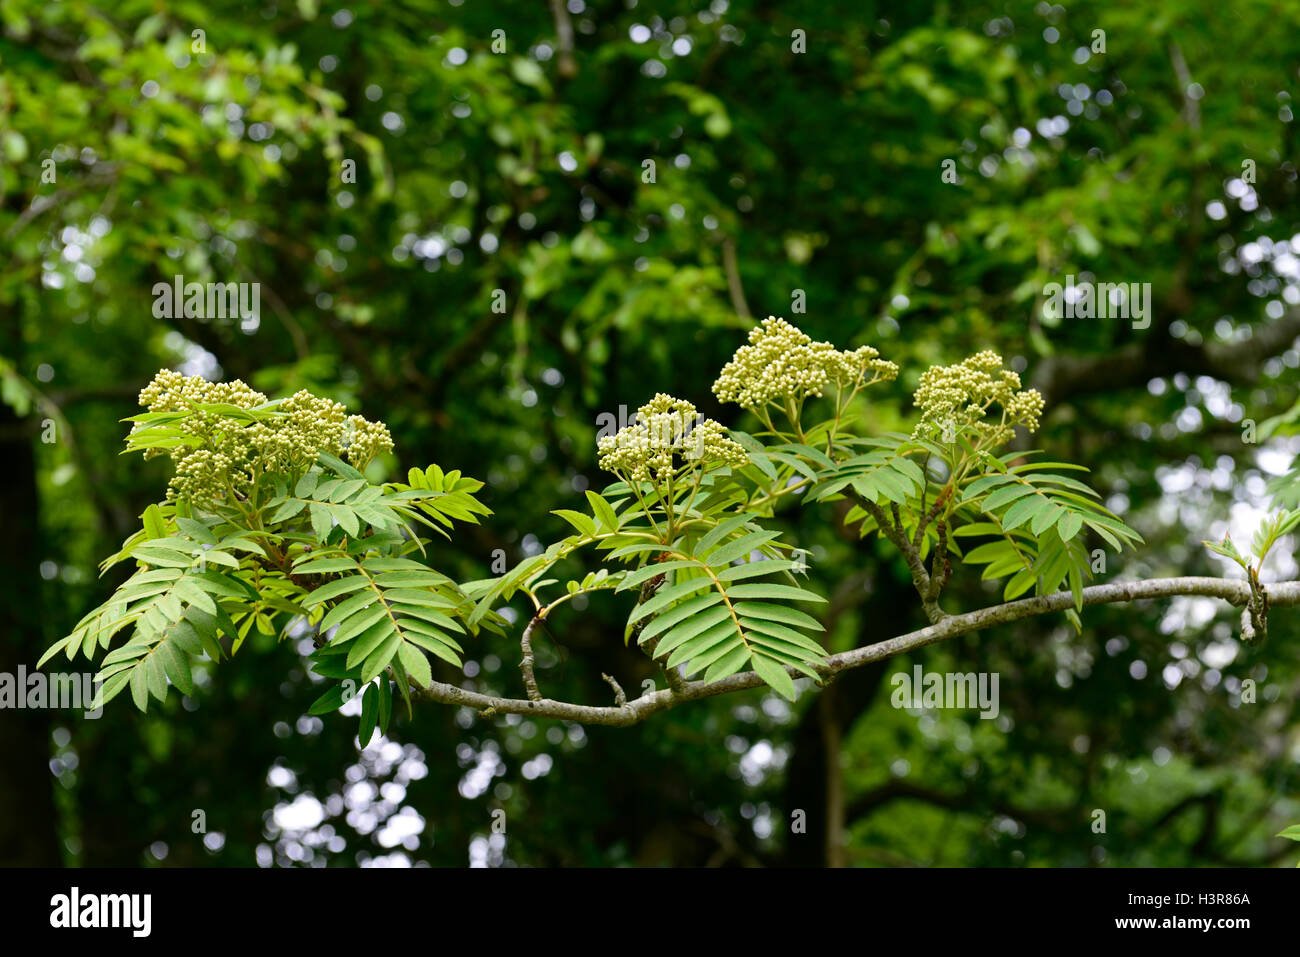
3, 0, 1300, 868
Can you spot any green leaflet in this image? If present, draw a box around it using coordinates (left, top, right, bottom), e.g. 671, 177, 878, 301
734, 602, 825, 633
1001, 494, 1048, 531
404, 630, 462, 667
360, 632, 402, 683
716, 559, 800, 582
333, 606, 391, 644
724, 583, 826, 603
302, 576, 371, 607
585, 490, 619, 530
294, 556, 360, 574
553, 509, 598, 537
983, 484, 1038, 511
398, 642, 433, 688
346, 620, 396, 668
664, 620, 737, 670
751, 654, 797, 701
359, 682, 379, 747
703, 530, 782, 567
1058, 511, 1084, 542
636, 593, 725, 645
320, 590, 378, 631
627, 576, 717, 625
654, 607, 735, 658
693, 514, 752, 555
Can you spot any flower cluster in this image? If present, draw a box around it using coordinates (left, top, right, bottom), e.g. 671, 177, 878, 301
597, 393, 748, 485
912, 350, 1045, 445
135, 370, 393, 503
711, 317, 898, 414
342, 416, 395, 470
138, 369, 268, 418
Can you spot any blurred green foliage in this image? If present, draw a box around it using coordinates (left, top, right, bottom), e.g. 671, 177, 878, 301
2, 0, 1299, 867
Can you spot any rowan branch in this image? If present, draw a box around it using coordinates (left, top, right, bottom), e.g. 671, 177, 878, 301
854, 495, 943, 622
519, 614, 543, 702
601, 672, 627, 706
420, 576, 1300, 727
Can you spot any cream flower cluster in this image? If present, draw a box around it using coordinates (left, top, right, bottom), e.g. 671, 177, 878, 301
135, 370, 393, 503
342, 417, 396, 470
912, 350, 1045, 444
711, 316, 898, 412
597, 393, 748, 485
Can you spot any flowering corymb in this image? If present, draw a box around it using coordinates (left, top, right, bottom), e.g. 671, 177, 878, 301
912, 350, 1045, 446
711, 316, 897, 430
134, 370, 393, 504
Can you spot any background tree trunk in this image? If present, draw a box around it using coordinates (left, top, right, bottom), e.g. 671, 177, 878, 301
0, 312, 62, 866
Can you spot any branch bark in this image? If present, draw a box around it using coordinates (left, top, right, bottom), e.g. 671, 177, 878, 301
420, 576, 1300, 727
856, 496, 944, 622
519, 614, 543, 701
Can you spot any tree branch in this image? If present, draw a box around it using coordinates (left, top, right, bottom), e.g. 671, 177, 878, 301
419, 576, 1300, 727
519, 614, 543, 701
601, 672, 627, 706
855, 495, 943, 622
